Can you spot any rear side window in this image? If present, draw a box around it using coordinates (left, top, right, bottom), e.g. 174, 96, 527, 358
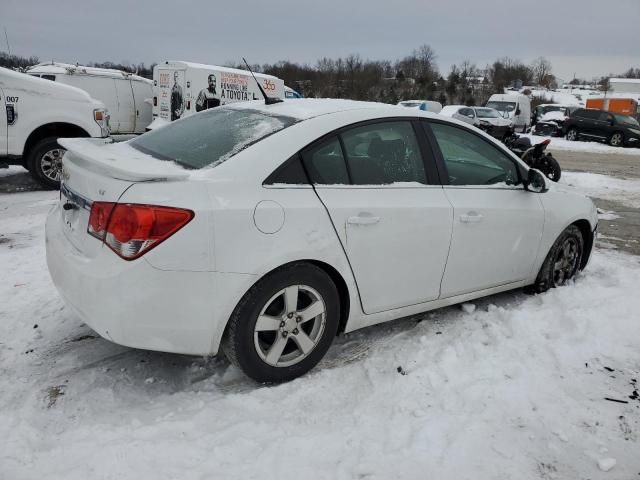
340, 121, 427, 185
131, 108, 297, 169
42, 75, 56, 81
301, 137, 350, 184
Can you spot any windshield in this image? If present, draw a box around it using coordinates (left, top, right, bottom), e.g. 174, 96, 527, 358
614, 114, 640, 127
131, 108, 297, 169
475, 108, 500, 118
540, 106, 565, 114
486, 101, 517, 113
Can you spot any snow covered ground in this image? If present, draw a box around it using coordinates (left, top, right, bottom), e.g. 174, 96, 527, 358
2, 181, 640, 479
561, 171, 640, 209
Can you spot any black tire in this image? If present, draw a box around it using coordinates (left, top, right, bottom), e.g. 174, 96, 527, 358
566, 128, 579, 141
540, 154, 561, 182
609, 131, 624, 147
529, 225, 584, 294
222, 263, 340, 383
26, 137, 65, 189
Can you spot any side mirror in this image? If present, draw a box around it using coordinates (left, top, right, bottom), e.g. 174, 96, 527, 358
525, 168, 547, 193
516, 108, 521, 115
608, 119, 615, 126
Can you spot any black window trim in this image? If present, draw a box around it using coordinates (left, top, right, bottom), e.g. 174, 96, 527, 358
421, 118, 526, 188
263, 116, 442, 188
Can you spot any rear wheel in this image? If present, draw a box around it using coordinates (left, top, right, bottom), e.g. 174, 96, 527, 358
539, 154, 561, 182
222, 263, 340, 383
566, 128, 579, 141
26, 137, 65, 189
530, 225, 584, 293
609, 132, 624, 147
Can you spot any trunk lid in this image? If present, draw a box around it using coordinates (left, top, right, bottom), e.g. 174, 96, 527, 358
56, 138, 189, 257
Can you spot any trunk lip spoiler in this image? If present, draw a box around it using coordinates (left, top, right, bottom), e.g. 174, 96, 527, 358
59, 138, 190, 182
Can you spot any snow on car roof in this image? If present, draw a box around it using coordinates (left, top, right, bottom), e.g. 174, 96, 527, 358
439, 105, 466, 116
28, 62, 151, 83
162, 61, 280, 80
226, 98, 408, 120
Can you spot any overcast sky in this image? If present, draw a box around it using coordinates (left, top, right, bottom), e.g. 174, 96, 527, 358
4, 0, 639, 82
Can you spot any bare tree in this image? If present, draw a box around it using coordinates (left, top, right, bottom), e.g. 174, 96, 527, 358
531, 57, 552, 87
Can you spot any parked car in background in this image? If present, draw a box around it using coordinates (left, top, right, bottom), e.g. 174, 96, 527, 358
46, 99, 597, 383
486, 93, 531, 132
27, 62, 152, 134
397, 100, 442, 113
285, 86, 303, 99
531, 104, 580, 137
152, 61, 285, 122
564, 108, 640, 147
439, 105, 513, 139
0, 67, 109, 188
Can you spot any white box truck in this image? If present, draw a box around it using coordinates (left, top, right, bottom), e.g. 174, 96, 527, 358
27, 62, 153, 134
0, 66, 109, 188
152, 61, 285, 123
485, 93, 531, 132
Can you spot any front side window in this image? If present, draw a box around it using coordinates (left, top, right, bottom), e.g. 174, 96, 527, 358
430, 122, 520, 186
131, 108, 297, 169
340, 121, 427, 185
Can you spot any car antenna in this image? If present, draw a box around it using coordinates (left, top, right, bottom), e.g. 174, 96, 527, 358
242, 57, 283, 105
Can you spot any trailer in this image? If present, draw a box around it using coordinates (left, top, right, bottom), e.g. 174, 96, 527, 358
152, 61, 285, 122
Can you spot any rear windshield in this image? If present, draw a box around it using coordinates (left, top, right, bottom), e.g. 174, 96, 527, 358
131, 108, 297, 169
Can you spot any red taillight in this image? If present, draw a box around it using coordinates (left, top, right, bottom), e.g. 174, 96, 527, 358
88, 202, 194, 260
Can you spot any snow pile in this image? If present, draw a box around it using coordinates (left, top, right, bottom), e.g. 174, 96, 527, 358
1, 191, 640, 479
561, 171, 640, 208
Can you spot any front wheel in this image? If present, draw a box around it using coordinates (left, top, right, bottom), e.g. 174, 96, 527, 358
222, 263, 340, 383
530, 225, 584, 293
26, 137, 65, 189
609, 132, 624, 147
566, 128, 579, 141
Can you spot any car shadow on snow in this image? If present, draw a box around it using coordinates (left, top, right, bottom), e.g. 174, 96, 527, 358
37, 288, 528, 401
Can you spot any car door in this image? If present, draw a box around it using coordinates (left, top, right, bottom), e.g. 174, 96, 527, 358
0, 87, 7, 156
425, 120, 544, 298
302, 119, 453, 314
456, 107, 476, 126
114, 78, 136, 133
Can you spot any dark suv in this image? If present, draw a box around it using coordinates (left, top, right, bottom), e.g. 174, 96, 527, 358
564, 108, 640, 147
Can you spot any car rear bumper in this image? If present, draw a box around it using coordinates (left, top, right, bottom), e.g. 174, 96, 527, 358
45, 203, 247, 356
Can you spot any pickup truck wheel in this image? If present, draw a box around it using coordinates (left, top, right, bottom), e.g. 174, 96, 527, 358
609, 132, 624, 147
566, 128, 579, 141
26, 138, 65, 189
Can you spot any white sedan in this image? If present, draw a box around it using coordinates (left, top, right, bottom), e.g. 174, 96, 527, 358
46, 99, 598, 383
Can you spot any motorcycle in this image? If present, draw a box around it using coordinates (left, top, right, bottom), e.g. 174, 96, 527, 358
502, 132, 562, 182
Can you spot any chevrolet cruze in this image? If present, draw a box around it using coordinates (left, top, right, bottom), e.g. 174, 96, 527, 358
46, 99, 598, 382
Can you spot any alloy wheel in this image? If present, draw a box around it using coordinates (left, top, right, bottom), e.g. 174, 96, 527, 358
552, 238, 580, 286
566, 129, 578, 141
253, 285, 327, 367
610, 133, 623, 147
40, 148, 65, 182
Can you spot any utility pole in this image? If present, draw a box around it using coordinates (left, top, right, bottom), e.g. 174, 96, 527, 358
3, 26, 10, 56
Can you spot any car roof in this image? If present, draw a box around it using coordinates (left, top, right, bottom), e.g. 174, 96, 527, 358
226, 98, 422, 121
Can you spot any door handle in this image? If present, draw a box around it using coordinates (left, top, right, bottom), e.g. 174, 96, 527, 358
347, 214, 380, 226
460, 213, 483, 223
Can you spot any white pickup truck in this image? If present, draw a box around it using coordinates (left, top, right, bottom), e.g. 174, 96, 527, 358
0, 66, 110, 188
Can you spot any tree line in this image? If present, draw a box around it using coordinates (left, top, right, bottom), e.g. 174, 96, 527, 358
2, 47, 637, 106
